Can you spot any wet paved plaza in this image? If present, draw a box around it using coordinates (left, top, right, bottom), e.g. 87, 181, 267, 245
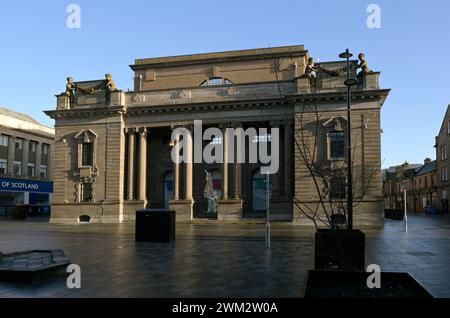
0, 213, 450, 298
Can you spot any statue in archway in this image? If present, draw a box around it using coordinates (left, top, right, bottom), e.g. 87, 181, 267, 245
204, 170, 218, 213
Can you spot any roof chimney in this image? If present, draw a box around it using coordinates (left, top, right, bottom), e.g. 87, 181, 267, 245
424, 158, 432, 165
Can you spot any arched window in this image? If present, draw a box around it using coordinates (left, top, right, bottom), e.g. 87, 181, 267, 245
200, 77, 233, 87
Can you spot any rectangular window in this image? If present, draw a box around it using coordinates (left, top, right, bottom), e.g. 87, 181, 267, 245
329, 131, 345, 160
28, 163, 35, 177
0, 135, 8, 147
442, 167, 448, 182
81, 183, 93, 202
43, 144, 49, 155
15, 139, 23, 150
330, 176, 346, 199
447, 121, 450, 135
442, 146, 448, 160
29, 142, 36, 153
13, 161, 21, 176
0, 159, 7, 175
82, 143, 93, 166
40, 165, 47, 179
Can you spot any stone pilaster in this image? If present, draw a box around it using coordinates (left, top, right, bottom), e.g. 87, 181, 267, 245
126, 128, 136, 200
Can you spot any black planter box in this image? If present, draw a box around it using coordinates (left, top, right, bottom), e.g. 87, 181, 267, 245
304, 270, 433, 298
135, 209, 175, 243
385, 209, 404, 220
315, 229, 365, 271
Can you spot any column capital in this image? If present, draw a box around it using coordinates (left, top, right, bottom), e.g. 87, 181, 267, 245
139, 127, 148, 135
125, 127, 138, 134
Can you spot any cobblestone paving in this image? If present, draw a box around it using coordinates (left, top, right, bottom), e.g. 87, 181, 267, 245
0, 213, 449, 297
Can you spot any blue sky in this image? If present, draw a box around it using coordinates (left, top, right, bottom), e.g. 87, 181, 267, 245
0, 0, 449, 168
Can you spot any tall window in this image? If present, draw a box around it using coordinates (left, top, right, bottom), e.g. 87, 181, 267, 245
447, 121, 450, 135
82, 143, 93, 166
40, 165, 47, 179
0, 135, 8, 147
28, 163, 35, 177
15, 138, 23, 150
81, 183, 93, 202
43, 144, 49, 155
442, 167, 448, 182
29, 142, 36, 153
200, 77, 233, 86
0, 159, 7, 175
13, 161, 21, 176
442, 146, 448, 161
330, 176, 347, 199
329, 131, 345, 160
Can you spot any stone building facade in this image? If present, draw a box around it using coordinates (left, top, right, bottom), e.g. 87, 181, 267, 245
45, 45, 389, 226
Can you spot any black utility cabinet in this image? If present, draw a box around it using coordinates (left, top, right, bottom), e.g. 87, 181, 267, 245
135, 209, 175, 243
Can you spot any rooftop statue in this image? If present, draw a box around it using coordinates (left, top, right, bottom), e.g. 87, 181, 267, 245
301, 57, 318, 87
65, 77, 76, 98
105, 73, 117, 92
357, 53, 371, 75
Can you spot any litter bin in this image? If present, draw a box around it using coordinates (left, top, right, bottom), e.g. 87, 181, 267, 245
135, 209, 175, 243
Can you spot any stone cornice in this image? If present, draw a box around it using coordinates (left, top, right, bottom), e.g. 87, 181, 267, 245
44, 89, 390, 119
286, 89, 391, 104
124, 97, 290, 116
44, 105, 126, 119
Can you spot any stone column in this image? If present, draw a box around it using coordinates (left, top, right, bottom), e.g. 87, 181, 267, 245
173, 129, 180, 200
284, 120, 293, 199
222, 124, 229, 200
7, 135, 15, 177
35, 141, 42, 179
185, 126, 193, 201
138, 128, 147, 202
22, 139, 29, 177
232, 123, 242, 199
127, 129, 136, 200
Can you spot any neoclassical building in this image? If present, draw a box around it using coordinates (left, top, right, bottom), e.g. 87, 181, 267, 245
45, 45, 389, 226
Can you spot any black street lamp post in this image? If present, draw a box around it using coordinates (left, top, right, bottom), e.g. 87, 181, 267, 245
339, 49, 358, 230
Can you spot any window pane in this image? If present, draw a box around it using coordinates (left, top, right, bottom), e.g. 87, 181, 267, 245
82, 183, 93, 202
330, 132, 345, 159
82, 143, 93, 166
330, 176, 346, 199
209, 78, 223, 85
